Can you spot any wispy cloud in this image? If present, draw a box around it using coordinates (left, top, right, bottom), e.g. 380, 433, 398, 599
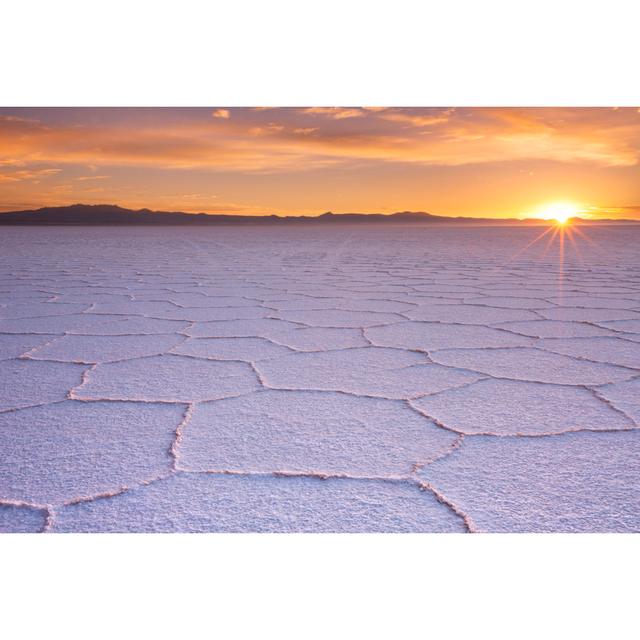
378, 109, 454, 127
2, 108, 636, 175
293, 127, 318, 135
303, 107, 364, 119
590, 204, 640, 218
75, 175, 110, 181
212, 109, 230, 119
0, 167, 61, 183
248, 123, 286, 136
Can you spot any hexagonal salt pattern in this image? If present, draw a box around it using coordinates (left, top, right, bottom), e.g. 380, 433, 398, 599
1, 224, 639, 532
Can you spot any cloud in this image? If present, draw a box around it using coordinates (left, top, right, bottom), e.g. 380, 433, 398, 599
303, 107, 364, 119
0, 108, 638, 180
212, 109, 230, 119
378, 109, 454, 127
293, 127, 318, 135
248, 123, 285, 136
0, 114, 42, 127
0, 167, 61, 183
75, 175, 110, 181
592, 205, 640, 218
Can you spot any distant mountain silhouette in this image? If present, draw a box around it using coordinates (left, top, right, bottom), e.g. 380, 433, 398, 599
0, 204, 483, 225
0, 204, 636, 225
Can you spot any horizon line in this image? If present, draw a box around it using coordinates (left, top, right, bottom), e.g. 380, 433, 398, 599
1, 202, 639, 223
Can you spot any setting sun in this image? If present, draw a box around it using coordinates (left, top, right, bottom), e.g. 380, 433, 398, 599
538, 202, 580, 224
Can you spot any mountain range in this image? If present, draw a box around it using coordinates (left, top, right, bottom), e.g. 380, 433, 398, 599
0, 204, 635, 225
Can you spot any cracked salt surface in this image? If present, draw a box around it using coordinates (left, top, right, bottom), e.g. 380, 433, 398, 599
544, 295, 640, 310
267, 326, 369, 351
430, 346, 634, 385
271, 297, 415, 313
0, 503, 47, 533
179, 389, 458, 475
255, 347, 482, 399
74, 353, 259, 402
366, 321, 533, 351
0, 301, 89, 319
0, 400, 183, 504
0, 359, 86, 411
411, 378, 633, 435
462, 295, 555, 309
28, 333, 182, 364
595, 319, 640, 334
539, 307, 640, 322
418, 431, 640, 532
493, 319, 615, 338
273, 308, 405, 328
535, 336, 640, 369
0, 313, 188, 335
158, 306, 269, 322
597, 378, 640, 424
53, 474, 465, 532
406, 303, 539, 324
1, 224, 639, 532
186, 317, 301, 338
172, 336, 293, 361
0, 333, 58, 360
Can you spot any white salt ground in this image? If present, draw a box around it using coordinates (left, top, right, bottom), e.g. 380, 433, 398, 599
0, 224, 639, 532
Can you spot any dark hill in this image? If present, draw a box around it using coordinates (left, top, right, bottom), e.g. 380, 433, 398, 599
0, 204, 636, 225
0, 205, 467, 225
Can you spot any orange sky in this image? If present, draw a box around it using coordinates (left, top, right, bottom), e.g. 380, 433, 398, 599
0, 107, 639, 218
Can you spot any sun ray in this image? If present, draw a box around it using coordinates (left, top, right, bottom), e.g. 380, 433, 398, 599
570, 224, 597, 246
560, 225, 582, 266
501, 223, 557, 266
541, 225, 560, 258
557, 223, 565, 300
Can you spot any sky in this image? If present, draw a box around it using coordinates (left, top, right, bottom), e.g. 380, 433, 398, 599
0, 107, 639, 219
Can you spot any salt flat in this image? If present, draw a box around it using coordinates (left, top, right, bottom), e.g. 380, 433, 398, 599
0, 224, 639, 532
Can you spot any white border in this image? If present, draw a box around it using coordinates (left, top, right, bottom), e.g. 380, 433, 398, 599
1, 0, 639, 106
2, 534, 638, 639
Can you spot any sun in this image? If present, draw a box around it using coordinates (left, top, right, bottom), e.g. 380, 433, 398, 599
538, 202, 580, 224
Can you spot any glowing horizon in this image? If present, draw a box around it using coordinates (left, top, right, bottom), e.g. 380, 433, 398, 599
1, 107, 639, 219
